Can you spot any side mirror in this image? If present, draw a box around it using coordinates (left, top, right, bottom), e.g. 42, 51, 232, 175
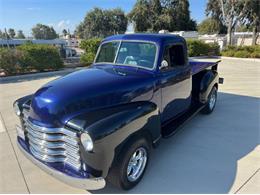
160, 60, 169, 70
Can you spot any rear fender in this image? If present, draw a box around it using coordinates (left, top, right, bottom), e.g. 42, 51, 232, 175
199, 71, 219, 103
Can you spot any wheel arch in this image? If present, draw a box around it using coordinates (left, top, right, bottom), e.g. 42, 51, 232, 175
199, 70, 219, 104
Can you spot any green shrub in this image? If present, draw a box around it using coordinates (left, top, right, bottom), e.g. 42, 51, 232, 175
80, 38, 102, 53
17, 44, 64, 71
0, 48, 23, 75
186, 40, 220, 57
250, 52, 260, 58
233, 50, 251, 58
80, 52, 96, 65
221, 45, 260, 58
80, 38, 102, 65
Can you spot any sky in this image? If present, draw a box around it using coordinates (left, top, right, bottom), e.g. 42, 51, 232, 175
0, 0, 208, 36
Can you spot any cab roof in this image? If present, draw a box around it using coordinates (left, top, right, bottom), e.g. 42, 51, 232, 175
103, 33, 186, 44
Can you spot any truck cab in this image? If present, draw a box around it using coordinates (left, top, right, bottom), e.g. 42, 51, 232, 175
14, 34, 222, 190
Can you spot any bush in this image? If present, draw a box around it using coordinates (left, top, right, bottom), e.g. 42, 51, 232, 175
0, 44, 64, 76
80, 52, 96, 65
17, 44, 64, 71
221, 45, 260, 58
0, 48, 23, 75
186, 39, 220, 57
80, 38, 102, 65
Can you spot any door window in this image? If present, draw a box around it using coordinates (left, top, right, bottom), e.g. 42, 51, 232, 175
162, 44, 186, 70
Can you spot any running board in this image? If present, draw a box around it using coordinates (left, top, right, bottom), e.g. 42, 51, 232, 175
162, 104, 205, 138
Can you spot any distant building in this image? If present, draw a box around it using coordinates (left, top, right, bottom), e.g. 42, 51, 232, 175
159, 30, 259, 50
65, 38, 80, 47
159, 30, 199, 39
199, 34, 226, 50
0, 39, 66, 48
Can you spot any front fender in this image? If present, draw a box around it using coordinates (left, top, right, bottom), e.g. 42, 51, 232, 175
14, 94, 33, 112
67, 101, 161, 177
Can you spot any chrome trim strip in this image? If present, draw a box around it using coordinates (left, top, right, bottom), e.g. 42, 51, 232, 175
27, 134, 79, 152
24, 118, 77, 138
26, 126, 78, 146
29, 141, 80, 160
18, 142, 106, 190
113, 40, 122, 63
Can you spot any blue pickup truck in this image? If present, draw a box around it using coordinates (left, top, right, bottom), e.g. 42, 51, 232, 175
14, 34, 223, 190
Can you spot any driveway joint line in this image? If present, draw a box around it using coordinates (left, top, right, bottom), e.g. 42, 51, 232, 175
234, 168, 260, 194
0, 111, 30, 193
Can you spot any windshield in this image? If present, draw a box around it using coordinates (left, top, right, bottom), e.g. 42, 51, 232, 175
95, 41, 157, 69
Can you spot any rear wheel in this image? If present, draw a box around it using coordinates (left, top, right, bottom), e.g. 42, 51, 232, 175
107, 138, 150, 190
201, 86, 217, 114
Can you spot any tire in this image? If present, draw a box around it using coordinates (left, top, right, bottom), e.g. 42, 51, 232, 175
201, 86, 217, 114
107, 138, 150, 190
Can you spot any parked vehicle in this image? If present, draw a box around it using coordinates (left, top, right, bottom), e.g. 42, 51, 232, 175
14, 34, 223, 190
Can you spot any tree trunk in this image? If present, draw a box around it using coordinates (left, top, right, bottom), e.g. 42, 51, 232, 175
252, 20, 259, 46
227, 23, 232, 46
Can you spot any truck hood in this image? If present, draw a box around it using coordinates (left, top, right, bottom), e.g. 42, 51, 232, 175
29, 64, 155, 127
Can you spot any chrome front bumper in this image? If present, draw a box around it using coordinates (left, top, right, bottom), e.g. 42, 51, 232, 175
17, 140, 106, 190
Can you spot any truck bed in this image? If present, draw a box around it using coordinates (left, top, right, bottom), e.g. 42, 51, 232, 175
189, 58, 221, 75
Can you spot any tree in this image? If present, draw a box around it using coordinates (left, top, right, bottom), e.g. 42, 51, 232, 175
16, 30, 25, 39
198, 18, 226, 34
128, 0, 151, 32
243, 0, 259, 45
2, 29, 10, 39
8, 28, 16, 38
75, 8, 128, 39
32, 24, 58, 39
172, 0, 197, 31
149, 0, 163, 31
0, 30, 3, 38
128, 0, 196, 32
108, 8, 128, 35
206, 0, 248, 45
62, 29, 68, 37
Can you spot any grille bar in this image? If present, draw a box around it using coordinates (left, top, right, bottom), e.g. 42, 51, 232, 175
25, 117, 77, 138
22, 115, 81, 170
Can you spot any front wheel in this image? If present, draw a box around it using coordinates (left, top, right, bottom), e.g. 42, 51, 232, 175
107, 138, 150, 190
201, 86, 217, 114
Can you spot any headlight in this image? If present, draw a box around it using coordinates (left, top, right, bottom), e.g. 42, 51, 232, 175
13, 102, 21, 116
80, 132, 93, 152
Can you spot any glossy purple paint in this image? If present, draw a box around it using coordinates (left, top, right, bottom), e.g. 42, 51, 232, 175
30, 64, 156, 127
28, 34, 214, 128
190, 60, 218, 75
16, 34, 220, 181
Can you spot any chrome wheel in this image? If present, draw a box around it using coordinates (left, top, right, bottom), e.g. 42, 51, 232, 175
209, 89, 216, 110
127, 147, 147, 182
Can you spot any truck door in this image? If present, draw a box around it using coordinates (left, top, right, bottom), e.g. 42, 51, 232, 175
159, 43, 192, 123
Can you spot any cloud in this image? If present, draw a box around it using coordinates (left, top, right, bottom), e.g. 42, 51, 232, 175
57, 20, 71, 30
47, 20, 74, 33
27, 7, 41, 11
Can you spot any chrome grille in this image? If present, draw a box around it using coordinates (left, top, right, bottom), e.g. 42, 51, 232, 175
22, 111, 81, 170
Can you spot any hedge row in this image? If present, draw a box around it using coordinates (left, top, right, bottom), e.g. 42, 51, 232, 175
186, 39, 220, 57
79, 38, 102, 65
0, 44, 64, 75
221, 45, 260, 58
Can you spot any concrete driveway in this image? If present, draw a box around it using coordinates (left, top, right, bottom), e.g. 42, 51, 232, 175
0, 58, 259, 193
